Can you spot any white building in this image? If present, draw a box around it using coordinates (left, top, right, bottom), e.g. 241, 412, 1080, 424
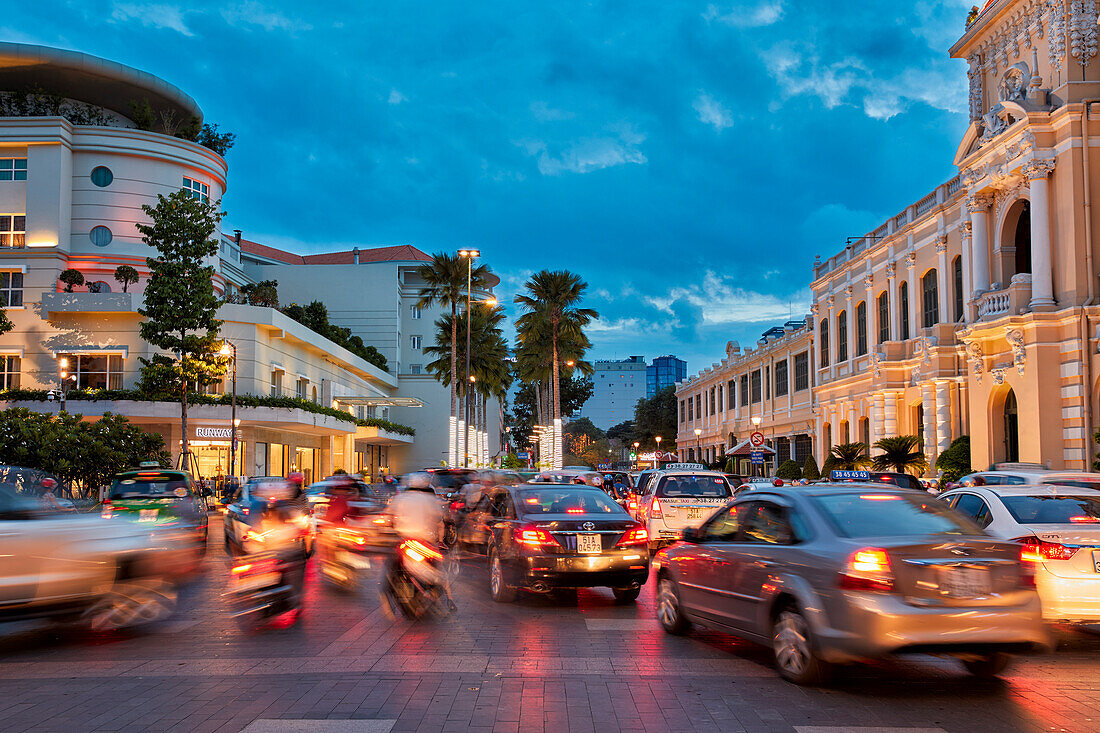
581, 356, 647, 431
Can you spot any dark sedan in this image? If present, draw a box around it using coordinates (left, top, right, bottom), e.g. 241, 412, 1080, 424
457, 484, 650, 603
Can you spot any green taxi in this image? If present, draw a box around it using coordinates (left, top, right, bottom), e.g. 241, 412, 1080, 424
103, 467, 209, 556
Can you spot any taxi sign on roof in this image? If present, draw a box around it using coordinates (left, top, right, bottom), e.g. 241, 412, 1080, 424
831, 470, 870, 480
663, 463, 706, 471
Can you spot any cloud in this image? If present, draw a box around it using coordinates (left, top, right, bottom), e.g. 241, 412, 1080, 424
646, 271, 809, 326
521, 126, 648, 176
693, 92, 733, 130
703, 2, 784, 28
530, 101, 574, 122
111, 2, 192, 36
388, 89, 407, 105
221, 2, 309, 32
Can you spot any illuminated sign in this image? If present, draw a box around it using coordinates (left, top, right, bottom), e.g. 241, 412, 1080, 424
194, 427, 242, 440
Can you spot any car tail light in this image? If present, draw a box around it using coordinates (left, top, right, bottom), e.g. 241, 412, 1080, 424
627, 497, 638, 512
1016, 542, 1038, 588
650, 498, 662, 518
839, 547, 894, 592
232, 558, 276, 576
514, 525, 559, 547
1016, 535, 1078, 562
1070, 515, 1100, 524
100, 500, 112, 519
616, 525, 648, 547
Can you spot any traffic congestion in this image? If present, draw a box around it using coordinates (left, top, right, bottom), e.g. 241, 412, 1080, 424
1, 459, 1098, 690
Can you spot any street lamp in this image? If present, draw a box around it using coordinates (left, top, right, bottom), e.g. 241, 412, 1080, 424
654, 435, 662, 470
632, 441, 640, 469
458, 248, 481, 467
220, 341, 238, 478
57, 357, 76, 412
694, 428, 702, 464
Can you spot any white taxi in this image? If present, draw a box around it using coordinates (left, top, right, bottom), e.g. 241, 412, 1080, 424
635, 464, 732, 551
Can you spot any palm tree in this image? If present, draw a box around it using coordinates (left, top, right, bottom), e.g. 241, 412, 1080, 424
829, 442, 871, 470
872, 435, 929, 476
514, 271, 597, 468
417, 253, 489, 466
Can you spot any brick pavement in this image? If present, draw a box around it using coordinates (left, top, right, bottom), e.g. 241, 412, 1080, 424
0, 520, 1097, 732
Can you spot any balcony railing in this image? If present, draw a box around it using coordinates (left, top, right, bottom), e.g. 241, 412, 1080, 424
973, 275, 1032, 322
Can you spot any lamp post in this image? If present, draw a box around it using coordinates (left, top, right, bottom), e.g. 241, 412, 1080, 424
633, 441, 640, 470
220, 341, 238, 478
57, 357, 76, 412
693, 428, 702, 465
654, 435, 662, 470
458, 248, 481, 468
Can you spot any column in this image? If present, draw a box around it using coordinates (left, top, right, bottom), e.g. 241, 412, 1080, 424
1024, 159, 1057, 308
905, 250, 918, 337
935, 379, 952, 455
936, 234, 950, 322
920, 382, 936, 473
883, 391, 899, 438
845, 285, 856, 364
959, 222, 973, 322
864, 272, 875, 348
967, 193, 993, 295
788, 435, 796, 461
887, 261, 900, 341
872, 392, 885, 446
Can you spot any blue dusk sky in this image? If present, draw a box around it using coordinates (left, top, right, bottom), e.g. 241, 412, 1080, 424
9, 1, 974, 375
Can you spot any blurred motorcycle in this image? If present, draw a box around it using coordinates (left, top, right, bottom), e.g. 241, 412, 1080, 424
227, 552, 306, 630
379, 538, 452, 620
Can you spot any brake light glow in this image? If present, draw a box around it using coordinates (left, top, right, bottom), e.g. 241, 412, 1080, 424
1017, 536, 1078, 561
566, 508, 584, 514
514, 525, 559, 547
1017, 544, 1038, 588
860, 495, 900, 501
839, 547, 894, 592
1070, 516, 1100, 523
616, 526, 649, 546
101, 500, 112, 519
401, 539, 443, 563
231, 563, 252, 575
651, 498, 662, 518
627, 498, 638, 512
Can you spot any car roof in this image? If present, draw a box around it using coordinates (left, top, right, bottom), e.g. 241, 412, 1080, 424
786, 482, 922, 497
652, 469, 726, 477
950, 485, 1100, 497
116, 469, 187, 478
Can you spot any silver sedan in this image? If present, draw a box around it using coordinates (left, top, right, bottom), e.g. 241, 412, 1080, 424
651, 484, 1049, 684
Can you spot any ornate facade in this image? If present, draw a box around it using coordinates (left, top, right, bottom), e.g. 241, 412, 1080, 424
813, 0, 1100, 472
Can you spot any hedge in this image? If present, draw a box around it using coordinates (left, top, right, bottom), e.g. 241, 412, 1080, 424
0, 388, 415, 436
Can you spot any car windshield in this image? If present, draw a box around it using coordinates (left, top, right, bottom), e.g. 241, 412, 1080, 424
517, 488, 627, 516
655, 475, 730, 499
1001, 495, 1100, 524
111, 474, 188, 499
432, 473, 469, 491
812, 492, 981, 538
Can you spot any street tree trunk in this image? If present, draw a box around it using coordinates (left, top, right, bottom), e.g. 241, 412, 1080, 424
179, 353, 189, 472
450, 300, 458, 466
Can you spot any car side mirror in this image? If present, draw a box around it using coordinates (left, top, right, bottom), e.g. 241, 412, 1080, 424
682, 527, 702, 543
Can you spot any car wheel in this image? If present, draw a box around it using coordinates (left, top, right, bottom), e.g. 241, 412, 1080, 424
656, 576, 690, 635
962, 652, 1011, 678
488, 549, 516, 603
612, 586, 640, 604
82, 578, 178, 632
773, 606, 831, 685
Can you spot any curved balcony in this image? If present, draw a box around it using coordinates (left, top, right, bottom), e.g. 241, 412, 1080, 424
973, 274, 1032, 322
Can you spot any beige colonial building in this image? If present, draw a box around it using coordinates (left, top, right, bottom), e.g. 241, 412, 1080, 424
675, 320, 815, 473
812, 0, 1100, 473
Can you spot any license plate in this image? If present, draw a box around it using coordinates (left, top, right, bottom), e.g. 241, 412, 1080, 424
138, 509, 158, 522
230, 572, 280, 592
577, 534, 602, 554
940, 566, 991, 598
687, 508, 705, 520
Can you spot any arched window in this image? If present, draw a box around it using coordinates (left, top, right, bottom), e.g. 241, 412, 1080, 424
820, 318, 830, 367
953, 255, 964, 322
877, 291, 890, 343
899, 282, 910, 340
856, 302, 867, 356
1003, 389, 1019, 462
1014, 201, 1031, 276
859, 417, 869, 446
921, 270, 939, 328
837, 311, 848, 361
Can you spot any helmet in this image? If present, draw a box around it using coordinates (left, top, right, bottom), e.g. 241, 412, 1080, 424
587, 475, 603, 488
404, 472, 433, 491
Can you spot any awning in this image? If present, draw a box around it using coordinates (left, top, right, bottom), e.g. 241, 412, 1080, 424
726, 439, 777, 457
336, 396, 424, 408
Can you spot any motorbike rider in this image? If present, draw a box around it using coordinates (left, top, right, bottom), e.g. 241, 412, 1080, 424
245, 475, 310, 604
383, 472, 454, 613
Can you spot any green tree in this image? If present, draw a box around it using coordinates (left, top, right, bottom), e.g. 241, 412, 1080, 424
418, 253, 490, 465
136, 189, 227, 467
0, 308, 12, 337
514, 270, 598, 466
936, 435, 972, 482
607, 420, 636, 446
830, 442, 871, 470
803, 455, 821, 481
871, 435, 929, 476
282, 300, 388, 371
113, 265, 139, 293
59, 268, 84, 292
239, 279, 279, 307
776, 459, 803, 480
633, 386, 678, 450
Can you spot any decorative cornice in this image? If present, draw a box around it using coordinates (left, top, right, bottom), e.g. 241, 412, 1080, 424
935, 235, 949, 254
966, 193, 994, 214
960, 221, 973, 238
1022, 158, 1056, 180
